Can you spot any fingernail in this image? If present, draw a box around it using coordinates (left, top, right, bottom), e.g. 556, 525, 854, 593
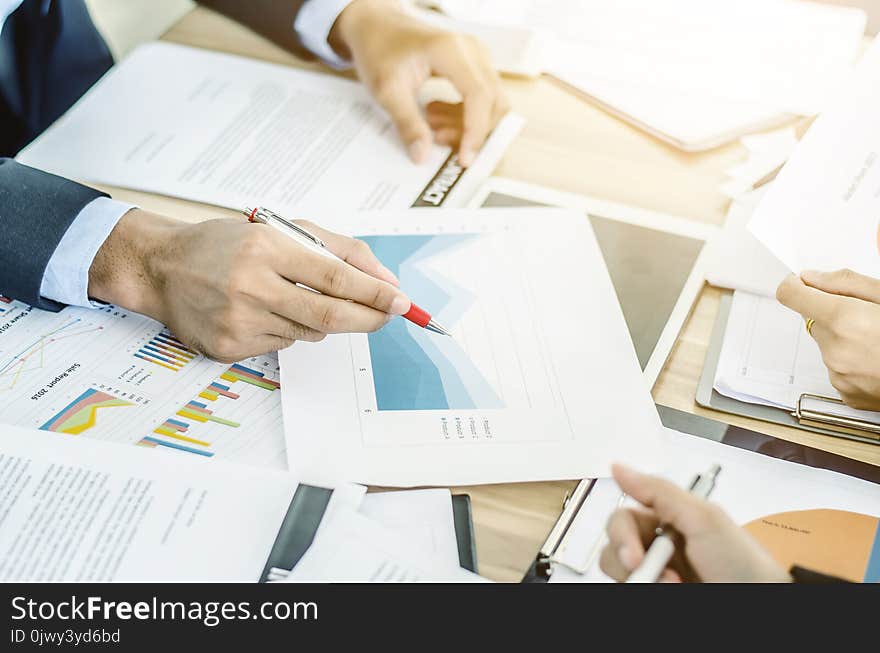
459, 148, 474, 167
612, 463, 637, 483
379, 265, 400, 286
409, 140, 429, 163
390, 295, 411, 316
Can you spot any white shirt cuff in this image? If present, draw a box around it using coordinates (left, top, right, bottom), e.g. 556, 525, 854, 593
294, 0, 356, 70
40, 197, 136, 308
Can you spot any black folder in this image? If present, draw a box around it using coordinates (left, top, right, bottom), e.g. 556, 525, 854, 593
259, 488, 477, 582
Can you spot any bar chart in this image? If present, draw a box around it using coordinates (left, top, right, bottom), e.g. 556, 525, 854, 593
134, 330, 197, 372
0, 301, 288, 469
141, 361, 282, 459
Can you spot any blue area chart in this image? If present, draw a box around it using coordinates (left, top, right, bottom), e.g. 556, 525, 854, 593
360, 235, 504, 411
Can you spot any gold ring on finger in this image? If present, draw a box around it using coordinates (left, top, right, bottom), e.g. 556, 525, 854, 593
805, 318, 815, 336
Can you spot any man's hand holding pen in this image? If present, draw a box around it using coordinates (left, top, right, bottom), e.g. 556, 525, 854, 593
88, 209, 412, 362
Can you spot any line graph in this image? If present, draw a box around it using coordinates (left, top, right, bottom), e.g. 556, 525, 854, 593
0, 317, 105, 390
360, 234, 504, 411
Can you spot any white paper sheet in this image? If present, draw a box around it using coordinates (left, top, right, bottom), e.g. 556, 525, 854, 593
713, 291, 880, 427
549, 426, 880, 582
715, 291, 838, 409
0, 424, 298, 582
282, 506, 486, 583
279, 208, 662, 487
749, 36, 880, 276
360, 489, 460, 569
551, 478, 623, 576
703, 189, 790, 296
17, 42, 524, 212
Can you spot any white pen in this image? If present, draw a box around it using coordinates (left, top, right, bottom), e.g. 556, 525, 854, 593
625, 464, 721, 583
243, 206, 452, 336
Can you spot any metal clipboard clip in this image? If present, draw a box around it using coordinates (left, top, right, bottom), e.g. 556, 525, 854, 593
792, 393, 880, 443
533, 479, 625, 579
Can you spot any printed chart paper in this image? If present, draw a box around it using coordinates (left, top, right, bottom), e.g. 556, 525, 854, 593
280, 209, 662, 486
0, 298, 286, 469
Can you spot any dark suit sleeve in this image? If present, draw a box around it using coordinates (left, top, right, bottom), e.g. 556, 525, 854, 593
194, 0, 313, 59
0, 158, 107, 311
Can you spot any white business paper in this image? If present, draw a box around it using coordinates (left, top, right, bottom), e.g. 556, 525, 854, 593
279, 208, 662, 487
360, 489, 460, 569
749, 36, 880, 277
703, 188, 790, 297
17, 42, 524, 212
283, 506, 485, 583
714, 291, 880, 425
0, 425, 298, 582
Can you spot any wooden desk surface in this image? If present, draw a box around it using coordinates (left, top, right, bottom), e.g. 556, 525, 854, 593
95, 6, 879, 582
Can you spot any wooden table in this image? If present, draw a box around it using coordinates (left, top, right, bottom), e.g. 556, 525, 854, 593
97, 6, 880, 582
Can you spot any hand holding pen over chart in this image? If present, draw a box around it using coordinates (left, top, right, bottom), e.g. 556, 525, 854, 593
245, 207, 451, 337
599, 465, 792, 583
88, 208, 423, 364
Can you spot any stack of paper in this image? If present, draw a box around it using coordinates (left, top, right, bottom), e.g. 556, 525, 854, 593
416, 0, 867, 150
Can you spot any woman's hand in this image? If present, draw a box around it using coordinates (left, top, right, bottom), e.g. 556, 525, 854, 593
599, 465, 790, 583
777, 269, 880, 411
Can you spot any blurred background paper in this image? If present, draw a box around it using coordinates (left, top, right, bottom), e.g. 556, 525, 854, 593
748, 35, 880, 277
84, 0, 874, 149
415, 0, 868, 150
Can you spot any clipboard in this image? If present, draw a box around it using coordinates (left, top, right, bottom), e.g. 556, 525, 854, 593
259, 487, 477, 582
522, 404, 880, 583
696, 293, 880, 445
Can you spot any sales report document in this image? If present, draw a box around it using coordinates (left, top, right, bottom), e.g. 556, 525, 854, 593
17, 42, 524, 212
279, 208, 663, 487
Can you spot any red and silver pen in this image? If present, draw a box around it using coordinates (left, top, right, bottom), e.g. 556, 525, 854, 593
244, 207, 452, 337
